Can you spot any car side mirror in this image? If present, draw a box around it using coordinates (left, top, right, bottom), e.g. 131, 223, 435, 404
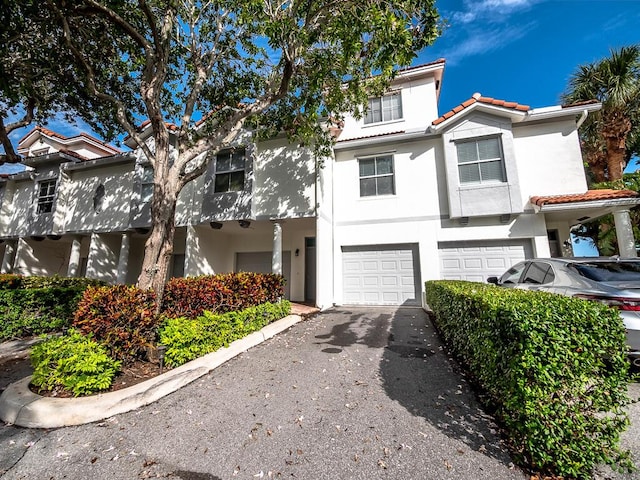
487, 276, 499, 285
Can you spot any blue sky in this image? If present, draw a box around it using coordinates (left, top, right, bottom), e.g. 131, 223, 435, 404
424, 0, 640, 111
4, 0, 639, 150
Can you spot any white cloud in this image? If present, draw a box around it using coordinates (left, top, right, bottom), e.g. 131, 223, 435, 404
446, 0, 542, 25
439, 22, 536, 66
434, 0, 543, 65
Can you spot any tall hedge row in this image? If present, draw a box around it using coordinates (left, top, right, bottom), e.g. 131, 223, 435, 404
0, 275, 105, 341
425, 280, 632, 479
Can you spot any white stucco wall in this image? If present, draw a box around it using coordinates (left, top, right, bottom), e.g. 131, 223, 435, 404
513, 119, 588, 204
253, 138, 316, 219
14, 238, 70, 276
86, 233, 121, 283
339, 74, 440, 141
6, 181, 35, 237
333, 138, 440, 224
64, 164, 134, 233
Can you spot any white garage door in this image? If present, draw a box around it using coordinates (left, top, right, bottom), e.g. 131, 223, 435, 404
236, 251, 291, 299
342, 244, 420, 306
438, 239, 533, 282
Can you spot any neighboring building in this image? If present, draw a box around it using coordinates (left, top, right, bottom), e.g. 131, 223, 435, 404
1, 60, 638, 309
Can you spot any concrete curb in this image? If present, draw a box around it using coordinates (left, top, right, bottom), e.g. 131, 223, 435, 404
0, 314, 303, 429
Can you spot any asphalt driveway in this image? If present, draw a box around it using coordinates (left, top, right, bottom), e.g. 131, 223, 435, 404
0, 307, 637, 479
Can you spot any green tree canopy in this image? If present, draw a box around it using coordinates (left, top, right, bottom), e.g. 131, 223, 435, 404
0, 0, 127, 163
33, 0, 440, 303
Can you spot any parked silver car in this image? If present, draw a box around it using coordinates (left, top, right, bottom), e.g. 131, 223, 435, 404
487, 257, 640, 365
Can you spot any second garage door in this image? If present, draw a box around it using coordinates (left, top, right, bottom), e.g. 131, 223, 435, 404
438, 239, 533, 282
342, 244, 420, 306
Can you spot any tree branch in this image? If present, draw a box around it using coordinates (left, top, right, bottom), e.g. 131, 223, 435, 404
47, 0, 155, 162
0, 98, 36, 163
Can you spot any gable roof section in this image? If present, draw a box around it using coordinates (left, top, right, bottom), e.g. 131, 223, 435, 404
429, 93, 601, 133
433, 93, 529, 126
18, 126, 121, 156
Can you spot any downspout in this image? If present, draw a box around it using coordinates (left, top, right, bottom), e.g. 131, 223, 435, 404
576, 110, 589, 129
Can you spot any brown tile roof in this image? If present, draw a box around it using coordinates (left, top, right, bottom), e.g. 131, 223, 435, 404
530, 189, 639, 207
432, 93, 530, 126
337, 130, 405, 143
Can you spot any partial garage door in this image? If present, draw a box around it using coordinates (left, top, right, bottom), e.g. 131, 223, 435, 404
236, 251, 291, 299
438, 239, 533, 282
342, 244, 420, 306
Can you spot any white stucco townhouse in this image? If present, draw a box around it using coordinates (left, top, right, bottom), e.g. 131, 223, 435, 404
1, 59, 638, 309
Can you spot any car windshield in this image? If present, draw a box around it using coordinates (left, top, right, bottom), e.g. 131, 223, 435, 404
573, 262, 640, 282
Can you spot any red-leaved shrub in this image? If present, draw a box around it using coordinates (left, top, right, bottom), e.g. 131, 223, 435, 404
73, 285, 159, 364
161, 273, 285, 319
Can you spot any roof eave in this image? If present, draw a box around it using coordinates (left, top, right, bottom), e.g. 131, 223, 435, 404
534, 197, 640, 213
334, 130, 425, 150
429, 103, 528, 133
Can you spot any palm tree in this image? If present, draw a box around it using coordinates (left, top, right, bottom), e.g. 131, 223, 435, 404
562, 45, 640, 182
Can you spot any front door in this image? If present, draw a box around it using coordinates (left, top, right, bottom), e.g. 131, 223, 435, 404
305, 237, 316, 302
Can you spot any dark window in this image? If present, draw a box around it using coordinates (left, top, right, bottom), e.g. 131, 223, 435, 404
36, 179, 57, 214
359, 155, 395, 197
364, 92, 402, 124
171, 254, 185, 278
499, 262, 527, 285
574, 262, 640, 282
456, 137, 506, 184
522, 262, 554, 285
141, 165, 154, 203
214, 149, 245, 193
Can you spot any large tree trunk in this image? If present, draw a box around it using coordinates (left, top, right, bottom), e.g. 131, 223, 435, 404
137, 192, 177, 310
136, 131, 180, 313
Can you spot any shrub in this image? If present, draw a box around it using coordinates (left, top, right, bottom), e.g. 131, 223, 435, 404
0, 287, 88, 341
73, 285, 159, 364
159, 300, 291, 367
30, 330, 121, 396
162, 272, 285, 319
0, 274, 23, 289
0, 275, 105, 290
425, 280, 632, 479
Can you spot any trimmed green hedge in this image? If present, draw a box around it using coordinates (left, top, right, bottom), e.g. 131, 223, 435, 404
0, 276, 106, 341
159, 300, 291, 367
425, 280, 632, 479
0, 274, 104, 290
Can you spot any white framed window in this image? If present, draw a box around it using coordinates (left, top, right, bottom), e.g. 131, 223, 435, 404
456, 137, 506, 184
36, 179, 57, 214
359, 155, 395, 197
214, 149, 245, 193
364, 92, 402, 125
140, 165, 154, 202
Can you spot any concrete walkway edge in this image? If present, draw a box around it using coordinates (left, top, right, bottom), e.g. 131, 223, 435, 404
0, 314, 303, 429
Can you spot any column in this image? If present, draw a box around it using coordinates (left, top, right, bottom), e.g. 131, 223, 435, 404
613, 209, 637, 257
67, 236, 82, 277
116, 232, 131, 284
0, 239, 17, 274
272, 221, 282, 275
